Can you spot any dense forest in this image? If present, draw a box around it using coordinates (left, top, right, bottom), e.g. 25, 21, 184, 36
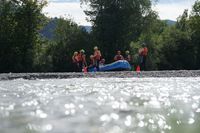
0, 0, 200, 72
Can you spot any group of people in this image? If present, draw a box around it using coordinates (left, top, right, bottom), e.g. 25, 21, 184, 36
72, 46, 103, 72
72, 44, 148, 72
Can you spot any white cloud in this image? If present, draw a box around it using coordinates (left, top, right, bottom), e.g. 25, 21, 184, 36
153, 0, 196, 21
43, 0, 196, 25
43, 2, 90, 25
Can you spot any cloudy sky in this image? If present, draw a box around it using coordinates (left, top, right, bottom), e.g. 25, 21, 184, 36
43, 0, 196, 26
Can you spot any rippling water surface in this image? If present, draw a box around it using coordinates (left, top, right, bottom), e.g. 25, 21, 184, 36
0, 77, 200, 133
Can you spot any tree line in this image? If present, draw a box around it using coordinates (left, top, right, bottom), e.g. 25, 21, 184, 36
0, 0, 200, 72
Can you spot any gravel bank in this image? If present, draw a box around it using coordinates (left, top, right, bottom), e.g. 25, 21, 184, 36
0, 70, 200, 80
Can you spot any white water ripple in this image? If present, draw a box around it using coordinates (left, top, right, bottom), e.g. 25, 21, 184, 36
0, 77, 200, 133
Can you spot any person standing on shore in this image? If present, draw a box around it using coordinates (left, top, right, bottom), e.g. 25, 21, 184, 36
72, 52, 79, 72
77, 49, 87, 72
139, 43, 148, 71
125, 50, 131, 63
125, 50, 134, 70
93, 46, 102, 71
88, 55, 95, 68
114, 51, 124, 61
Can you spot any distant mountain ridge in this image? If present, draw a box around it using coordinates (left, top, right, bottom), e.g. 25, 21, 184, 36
80, 25, 92, 33
40, 18, 91, 39
164, 19, 176, 26
40, 19, 58, 39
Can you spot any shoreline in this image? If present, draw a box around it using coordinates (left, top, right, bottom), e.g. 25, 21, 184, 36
0, 70, 200, 80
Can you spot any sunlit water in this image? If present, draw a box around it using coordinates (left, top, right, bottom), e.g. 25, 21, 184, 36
0, 78, 200, 133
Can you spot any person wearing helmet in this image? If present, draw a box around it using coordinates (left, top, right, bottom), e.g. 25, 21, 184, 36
72, 51, 79, 72
114, 50, 124, 61
125, 50, 131, 63
77, 49, 87, 72
93, 46, 102, 71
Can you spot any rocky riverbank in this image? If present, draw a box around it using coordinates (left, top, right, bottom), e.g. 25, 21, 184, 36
0, 70, 200, 80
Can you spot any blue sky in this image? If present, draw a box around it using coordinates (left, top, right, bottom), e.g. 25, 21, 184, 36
43, 0, 196, 25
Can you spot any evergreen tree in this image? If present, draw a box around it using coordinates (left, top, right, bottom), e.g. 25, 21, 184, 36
189, 0, 200, 68
0, 0, 47, 72
81, 0, 152, 62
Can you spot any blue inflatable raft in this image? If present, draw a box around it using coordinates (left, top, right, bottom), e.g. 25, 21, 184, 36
89, 60, 131, 72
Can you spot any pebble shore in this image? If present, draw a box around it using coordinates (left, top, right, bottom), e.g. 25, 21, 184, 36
1, 70, 200, 80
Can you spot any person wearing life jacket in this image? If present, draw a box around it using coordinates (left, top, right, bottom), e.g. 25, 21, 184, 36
87, 55, 95, 71
77, 49, 87, 72
72, 51, 79, 72
125, 50, 131, 63
93, 46, 101, 71
88, 55, 95, 67
114, 50, 124, 61
139, 43, 148, 71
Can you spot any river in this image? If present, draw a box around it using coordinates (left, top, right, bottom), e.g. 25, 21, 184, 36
0, 77, 200, 133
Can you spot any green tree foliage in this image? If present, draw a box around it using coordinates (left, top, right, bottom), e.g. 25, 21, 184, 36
33, 37, 53, 72
189, 0, 200, 68
159, 1, 200, 70
81, 0, 153, 62
176, 9, 189, 32
0, 0, 47, 72
0, 0, 16, 72
130, 12, 167, 70
159, 27, 195, 70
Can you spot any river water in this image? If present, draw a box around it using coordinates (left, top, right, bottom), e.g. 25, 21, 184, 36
0, 77, 200, 133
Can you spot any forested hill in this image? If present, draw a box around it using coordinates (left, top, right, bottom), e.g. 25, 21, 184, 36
40, 18, 92, 39
40, 18, 58, 39
164, 20, 176, 26
40, 19, 175, 40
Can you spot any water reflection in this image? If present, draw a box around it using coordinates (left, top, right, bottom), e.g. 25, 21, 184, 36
0, 77, 200, 133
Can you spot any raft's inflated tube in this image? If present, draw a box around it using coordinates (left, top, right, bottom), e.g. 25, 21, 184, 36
89, 60, 131, 72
